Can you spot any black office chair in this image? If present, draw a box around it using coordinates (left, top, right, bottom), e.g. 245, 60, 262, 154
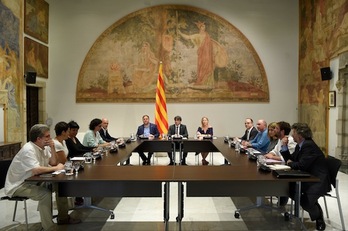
288, 156, 345, 231
0, 159, 29, 231
321, 156, 345, 231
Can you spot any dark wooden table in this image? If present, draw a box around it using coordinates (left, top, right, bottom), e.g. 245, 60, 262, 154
26, 138, 318, 230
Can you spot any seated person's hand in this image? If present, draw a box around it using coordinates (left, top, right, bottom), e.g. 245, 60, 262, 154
56, 163, 65, 170
148, 134, 154, 140
264, 153, 274, 159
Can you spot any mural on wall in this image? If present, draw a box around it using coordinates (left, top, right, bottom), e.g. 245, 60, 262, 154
24, 37, 48, 78
299, 0, 348, 151
0, 0, 22, 141
24, 0, 49, 44
77, 5, 269, 103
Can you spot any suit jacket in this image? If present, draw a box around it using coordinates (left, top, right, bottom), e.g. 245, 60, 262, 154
136, 123, 160, 138
240, 127, 258, 141
167, 124, 188, 138
281, 139, 330, 195
100, 128, 117, 142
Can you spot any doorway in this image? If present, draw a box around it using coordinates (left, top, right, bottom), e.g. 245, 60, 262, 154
26, 86, 39, 141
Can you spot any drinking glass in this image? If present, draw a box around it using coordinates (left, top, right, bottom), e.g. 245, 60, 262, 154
92, 154, 98, 163
257, 155, 266, 167
235, 141, 240, 152
64, 161, 73, 175
83, 153, 92, 164
73, 162, 81, 176
130, 133, 135, 140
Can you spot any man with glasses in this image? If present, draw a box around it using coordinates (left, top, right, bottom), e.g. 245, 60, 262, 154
4, 124, 81, 230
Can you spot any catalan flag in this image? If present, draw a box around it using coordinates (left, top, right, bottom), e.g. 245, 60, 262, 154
155, 62, 168, 137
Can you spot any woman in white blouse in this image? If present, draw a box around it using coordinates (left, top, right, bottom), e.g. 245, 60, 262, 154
53, 121, 70, 164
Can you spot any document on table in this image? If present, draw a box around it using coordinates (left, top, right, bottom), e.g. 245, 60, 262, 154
70, 157, 85, 161
265, 159, 283, 164
269, 164, 291, 170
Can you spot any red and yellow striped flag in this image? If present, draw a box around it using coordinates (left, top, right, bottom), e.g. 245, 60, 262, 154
155, 62, 168, 137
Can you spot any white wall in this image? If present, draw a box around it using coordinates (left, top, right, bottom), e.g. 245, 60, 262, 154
45, 0, 299, 137
329, 58, 339, 156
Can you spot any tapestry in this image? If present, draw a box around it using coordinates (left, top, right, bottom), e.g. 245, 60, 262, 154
299, 0, 348, 151
24, 37, 48, 78
0, 0, 22, 141
24, 0, 49, 44
76, 5, 269, 103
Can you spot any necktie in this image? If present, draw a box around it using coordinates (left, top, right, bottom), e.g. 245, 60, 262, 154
176, 126, 179, 135
246, 130, 250, 140
295, 145, 300, 153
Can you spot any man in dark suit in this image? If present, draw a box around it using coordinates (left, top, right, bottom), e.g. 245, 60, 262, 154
167, 116, 189, 165
281, 123, 330, 231
240, 118, 258, 142
136, 115, 160, 165
100, 118, 117, 142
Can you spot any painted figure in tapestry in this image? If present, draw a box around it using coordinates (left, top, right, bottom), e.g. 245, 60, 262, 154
77, 5, 269, 103
0, 0, 22, 140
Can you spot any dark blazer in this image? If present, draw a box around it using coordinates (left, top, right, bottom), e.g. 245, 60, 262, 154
240, 127, 258, 141
66, 137, 94, 158
167, 124, 188, 138
100, 128, 117, 142
136, 123, 160, 138
281, 139, 330, 195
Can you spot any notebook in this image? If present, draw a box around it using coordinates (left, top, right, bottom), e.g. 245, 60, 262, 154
273, 169, 311, 178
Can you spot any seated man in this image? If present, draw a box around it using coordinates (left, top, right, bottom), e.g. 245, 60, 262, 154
243, 119, 270, 153
4, 124, 81, 231
100, 118, 117, 142
264, 121, 296, 206
136, 115, 160, 165
281, 123, 329, 231
264, 121, 297, 162
236, 118, 258, 142
226, 118, 258, 164
167, 116, 189, 165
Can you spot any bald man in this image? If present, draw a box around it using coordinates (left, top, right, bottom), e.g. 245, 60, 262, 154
100, 118, 117, 142
243, 119, 270, 153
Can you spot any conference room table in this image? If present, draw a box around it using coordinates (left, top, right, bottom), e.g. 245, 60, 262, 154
26, 137, 319, 230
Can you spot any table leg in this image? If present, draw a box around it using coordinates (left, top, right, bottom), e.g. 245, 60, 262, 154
164, 182, 170, 231
176, 182, 184, 228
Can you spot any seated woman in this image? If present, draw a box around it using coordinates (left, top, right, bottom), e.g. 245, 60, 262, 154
66, 120, 95, 158
53, 121, 70, 164
83, 118, 111, 148
196, 116, 213, 165
266, 122, 279, 153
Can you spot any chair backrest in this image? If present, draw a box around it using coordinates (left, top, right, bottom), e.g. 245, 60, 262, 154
0, 159, 12, 189
326, 156, 341, 189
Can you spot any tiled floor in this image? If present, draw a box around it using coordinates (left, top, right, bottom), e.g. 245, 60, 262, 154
1, 153, 347, 231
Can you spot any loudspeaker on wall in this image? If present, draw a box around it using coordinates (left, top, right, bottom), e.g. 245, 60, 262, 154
25, 72, 37, 84
320, 67, 332, 81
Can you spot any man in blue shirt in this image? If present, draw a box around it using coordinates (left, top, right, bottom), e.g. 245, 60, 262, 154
136, 115, 160, 165
243, 119, 270, 153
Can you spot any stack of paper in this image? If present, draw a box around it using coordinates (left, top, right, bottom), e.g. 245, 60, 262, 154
269, 164, 291, 170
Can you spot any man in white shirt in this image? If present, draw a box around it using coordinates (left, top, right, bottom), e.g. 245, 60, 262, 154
264, 121, 297, 161
264, 121, 296, 206
5, 124, 81, 230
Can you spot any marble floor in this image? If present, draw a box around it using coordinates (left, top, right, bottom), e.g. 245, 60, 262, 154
1, 153, 347, 231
